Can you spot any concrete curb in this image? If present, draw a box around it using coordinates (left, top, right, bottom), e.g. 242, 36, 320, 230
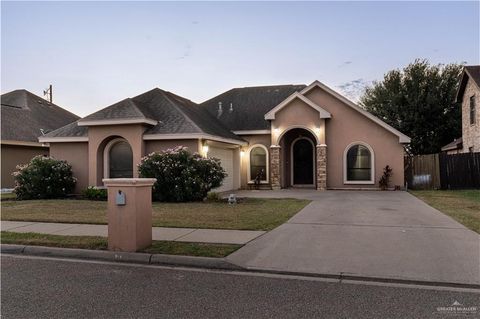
242, 267, 480, 290
1, 244, 243, 270
2, 244, 479, 290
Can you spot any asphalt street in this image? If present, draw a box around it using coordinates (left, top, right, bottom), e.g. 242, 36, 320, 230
2, 255, 479, 318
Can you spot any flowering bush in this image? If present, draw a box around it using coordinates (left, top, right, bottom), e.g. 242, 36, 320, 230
13, 155, 76, 200
138, 146, 226, 202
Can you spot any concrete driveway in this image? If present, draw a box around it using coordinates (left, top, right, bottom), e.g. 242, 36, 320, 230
228, 191, 480, 285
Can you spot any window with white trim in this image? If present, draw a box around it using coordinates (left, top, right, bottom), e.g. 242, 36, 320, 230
249, 146, 268, 182
109, 140, 133, 178
345, 144, 373, 182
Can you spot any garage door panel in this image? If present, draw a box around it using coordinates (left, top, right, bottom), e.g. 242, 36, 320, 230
209, 147, 234, 192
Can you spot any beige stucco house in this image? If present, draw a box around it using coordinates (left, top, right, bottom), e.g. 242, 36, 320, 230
441, 65, 480, 154
1, 89, 79, 188
40, 80, 410, 193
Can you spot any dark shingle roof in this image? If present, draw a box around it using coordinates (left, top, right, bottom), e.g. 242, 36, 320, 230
457, 65, 480, 102
199, 84, 306, 131
441, 137, 463, 151
47, 88, 244, 142
1, 89, 79, 142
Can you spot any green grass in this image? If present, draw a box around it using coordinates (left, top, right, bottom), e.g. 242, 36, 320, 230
1, 198, 309, 231
410, 190, 480, 233
1, 193, 16, 201
1, 232, 241, 258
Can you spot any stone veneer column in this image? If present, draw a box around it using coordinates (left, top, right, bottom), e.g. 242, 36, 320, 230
316, 144, 327, 190
270, 145, 281, 190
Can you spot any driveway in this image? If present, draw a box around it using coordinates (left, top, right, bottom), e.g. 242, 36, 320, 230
228, 191, 480, 285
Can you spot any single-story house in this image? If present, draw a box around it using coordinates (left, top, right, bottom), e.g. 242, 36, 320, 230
40, 80, 410, 193
1, 89, 79, 188
441, 65, 479, 154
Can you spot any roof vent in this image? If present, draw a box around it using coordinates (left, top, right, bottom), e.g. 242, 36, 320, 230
217, 102, 223, 118
229, 102, 233, 113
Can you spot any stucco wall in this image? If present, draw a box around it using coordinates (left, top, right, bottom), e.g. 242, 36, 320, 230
1, 144, 49, 188
304, 87, 405, 188
145, 139, 200, 154
461, 78, 480, 153
49, 142, 89, 193
87, 124, 147, 186
271, 99, 325, 145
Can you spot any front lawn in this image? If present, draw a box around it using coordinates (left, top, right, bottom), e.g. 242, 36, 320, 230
410, 190, 480, 233
1, 198, 309, 231
1, 232, 241, 258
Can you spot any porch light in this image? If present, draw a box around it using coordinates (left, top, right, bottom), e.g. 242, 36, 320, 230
314, 127, 321, 135
240, 150, 245, 157
202, 145, 209, 155
273, 128, 279, 134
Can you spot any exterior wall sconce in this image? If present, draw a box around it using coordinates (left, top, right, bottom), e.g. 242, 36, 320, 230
240, 150, 245, 157
202, 144, 209, 157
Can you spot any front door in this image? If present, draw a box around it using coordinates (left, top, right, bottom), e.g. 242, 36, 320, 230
292, 138, 314, 185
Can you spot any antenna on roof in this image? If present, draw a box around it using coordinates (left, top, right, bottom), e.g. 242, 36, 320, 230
43, 84, 52, 103
217, 102, 223, 118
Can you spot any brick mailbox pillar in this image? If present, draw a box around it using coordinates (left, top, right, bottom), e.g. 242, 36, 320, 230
103, 178, 156, 252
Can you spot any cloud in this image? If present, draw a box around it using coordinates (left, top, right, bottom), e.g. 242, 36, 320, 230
338, 61, 353, 68
337, 78, 370, 102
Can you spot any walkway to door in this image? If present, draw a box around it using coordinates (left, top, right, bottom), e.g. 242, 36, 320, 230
227, 190, 480, 285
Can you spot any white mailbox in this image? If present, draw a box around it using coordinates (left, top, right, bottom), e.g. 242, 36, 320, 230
115, 190, 126, 206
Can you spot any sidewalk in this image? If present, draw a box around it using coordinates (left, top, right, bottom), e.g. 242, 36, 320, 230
1, 221, 265, 245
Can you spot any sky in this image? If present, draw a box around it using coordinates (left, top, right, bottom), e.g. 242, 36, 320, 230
1, 1, 479, 117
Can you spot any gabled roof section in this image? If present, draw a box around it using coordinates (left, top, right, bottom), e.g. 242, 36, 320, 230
301, 80, 411, 143
200, 84, 306, 130
1, 89, 79, 143
45, 88, 245, 145
456, 65, 480, 103
264, 92, 331, 120
78, 98, 158, 126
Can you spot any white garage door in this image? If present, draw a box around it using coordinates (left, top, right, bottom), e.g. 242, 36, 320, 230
208, 147, 234, 192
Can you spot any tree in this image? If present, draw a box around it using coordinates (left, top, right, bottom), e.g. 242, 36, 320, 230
360, 59, 463, 155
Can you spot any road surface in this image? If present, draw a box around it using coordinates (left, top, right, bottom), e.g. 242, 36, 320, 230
2, 255, 479, 318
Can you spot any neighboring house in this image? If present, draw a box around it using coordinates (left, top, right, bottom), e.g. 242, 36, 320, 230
1, 89, 79, 188
441, 65, 480, 153
40, 81, 410, 193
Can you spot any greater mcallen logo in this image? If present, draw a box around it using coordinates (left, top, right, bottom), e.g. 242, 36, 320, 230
436, 300, 478, 315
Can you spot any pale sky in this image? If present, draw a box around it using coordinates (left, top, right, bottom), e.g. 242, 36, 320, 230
2, 1, 479, 117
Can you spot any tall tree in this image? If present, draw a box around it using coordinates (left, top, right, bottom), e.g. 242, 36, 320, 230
360, 59, 463, 155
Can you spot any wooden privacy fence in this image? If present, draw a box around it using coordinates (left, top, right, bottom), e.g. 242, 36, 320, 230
439, 152, 480, 189
405, 152, 480, 190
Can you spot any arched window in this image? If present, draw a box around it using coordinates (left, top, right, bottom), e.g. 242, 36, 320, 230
104, 139, 133, 178
344, 142, 374, 184
248, 145, 268, 183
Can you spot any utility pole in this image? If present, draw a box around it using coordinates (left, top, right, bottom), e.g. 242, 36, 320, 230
43, 84, 52, 103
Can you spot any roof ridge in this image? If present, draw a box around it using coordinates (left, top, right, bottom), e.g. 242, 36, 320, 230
125, 97, 150, 119
158, 90, 204, 133
233, 84, 306, 90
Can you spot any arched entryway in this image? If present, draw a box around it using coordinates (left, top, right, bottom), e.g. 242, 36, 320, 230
291, 137, 315, 186
104, 138, 133, 178
278, 128, 317, 188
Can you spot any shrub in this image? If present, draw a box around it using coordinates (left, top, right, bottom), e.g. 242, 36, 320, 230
13, 155, 76, 200
206, 192, 223, 202
83, 186, 107, 201
379, 165, 393, 190
138, 146, 226, 202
